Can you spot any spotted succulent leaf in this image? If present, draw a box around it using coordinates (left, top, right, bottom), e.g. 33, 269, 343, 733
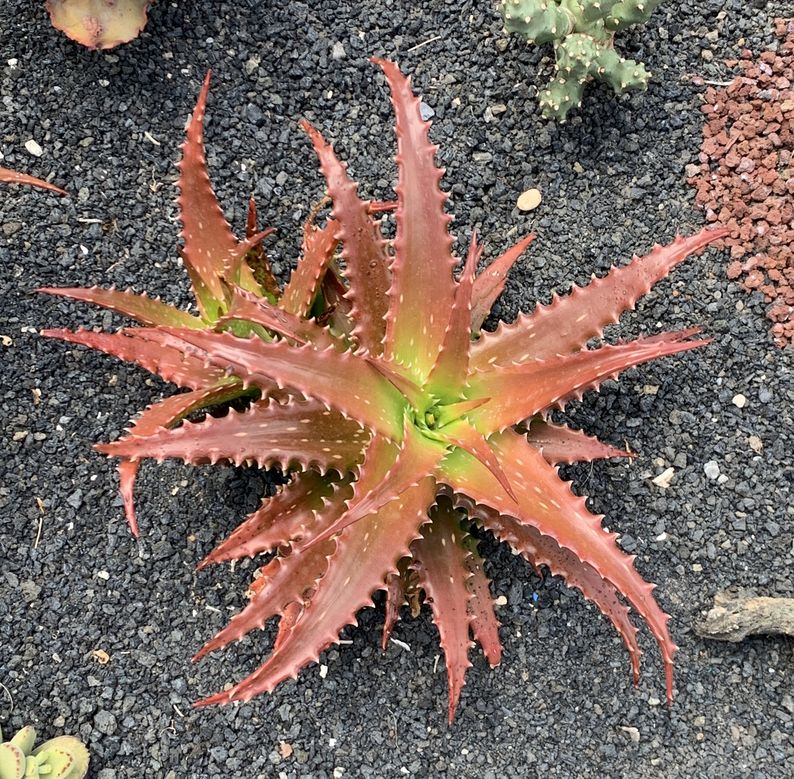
470, 232, 535, 333
410, 501, 475, 723
301, 120, 391, 354
525, 419, 632, 465
38, 286, 204, 329
198, 470, 338, 569
375, 58, 457, 381
117, 382, 248, 536
98, 397, 370, 472
466, 329, 709, 433
472, 229, 728, 369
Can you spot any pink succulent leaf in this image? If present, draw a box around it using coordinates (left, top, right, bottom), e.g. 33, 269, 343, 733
177, 71, 239, 318
425, 232, 481, 396
300, 418, 447, 550
0, 166, 66, 195
115, 382, 247, 536
37, 287, 204, 329
525, 419, 634, 465
470, 233, 535, 333
373, 58, 457, 382
218, 286, 338, 351
466, 329, 709, 433
365, 355, 425, 409
439, 430, 676, 702
97, 397, 371, 473
472, 228, 728, 368
461, 535, 502, 668
244, 197, 281, 299
301, 119, 391, 355
438, 417, 517, 501
198, 471, 341, 569
382, 570, 407, 651
280, 218, 339, 318
193, 479, 354, 661
368, 200, 398, 213
273, 601, 302, 651
475, 509, 641, 685
435, 397, 490, 424
195, 475, 437, 706
132, 327, 407, 439
225, 228, 277, 295
40, 327, 229, 389
410, 501, 474, 723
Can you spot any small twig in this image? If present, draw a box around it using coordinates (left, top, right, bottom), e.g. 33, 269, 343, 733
697, 591, 794, 642
405, 35, 442, 54
0, 681, 14, 712
34, 514, 43, 549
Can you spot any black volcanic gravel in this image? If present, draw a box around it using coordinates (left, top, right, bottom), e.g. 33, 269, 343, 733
1, 2, 792, 777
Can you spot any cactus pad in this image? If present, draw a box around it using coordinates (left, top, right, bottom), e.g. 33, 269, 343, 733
47, 0, 152, 50
0, 728, 88, 779
499, 0, 661, 119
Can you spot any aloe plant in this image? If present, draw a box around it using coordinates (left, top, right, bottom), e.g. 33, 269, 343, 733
46, 0, 152, 49
0, 725, 88, 779
40, 60, 725, 720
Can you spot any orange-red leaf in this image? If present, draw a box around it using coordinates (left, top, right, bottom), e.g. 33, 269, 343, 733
374, 58, 457, 381
472, 229, 727, 368
411, 502, 474, 723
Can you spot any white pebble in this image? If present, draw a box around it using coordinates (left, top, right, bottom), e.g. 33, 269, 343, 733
652, 467, 675, 489
703, 461, 720, 480
732, 393, 747, 408
25, 139, 43, 157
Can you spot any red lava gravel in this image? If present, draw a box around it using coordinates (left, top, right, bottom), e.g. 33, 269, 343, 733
689, 18, 794, 348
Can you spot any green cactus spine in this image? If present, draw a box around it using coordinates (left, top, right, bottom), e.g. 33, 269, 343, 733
499, 0, 662, 119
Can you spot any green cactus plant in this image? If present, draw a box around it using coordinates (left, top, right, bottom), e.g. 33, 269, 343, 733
0, 726, 89, 779
499, 0, 662, 119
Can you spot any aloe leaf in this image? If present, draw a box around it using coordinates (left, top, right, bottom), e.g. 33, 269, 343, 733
38, 287, 204, 329
40, 328, 229, 389
461, 536, 502, 667
301, 420, 447, 549
472, 229, 727, 368
381, 570, 407, 650
134, 328, 407, 439
425, 232, 481, 397
411, 502, 474, 723
193, 479, 354, 660
0, 167, 66, 195
470, 233, 535, 333
177, 71, 239, 319
242, 197, 280, 299
374, 58, 457, 382
479, 509, 642, 686
199, 471, 341, 569
113, 382, 248, 536
301, 120, 391, 355
440, 430, 677, 703
194, 475, 437, 706
99, 397, 370, 473
219, 287, 338, 350
280, 219, 339, 318
525, 419, 633, 465
466, 329, 709, 434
